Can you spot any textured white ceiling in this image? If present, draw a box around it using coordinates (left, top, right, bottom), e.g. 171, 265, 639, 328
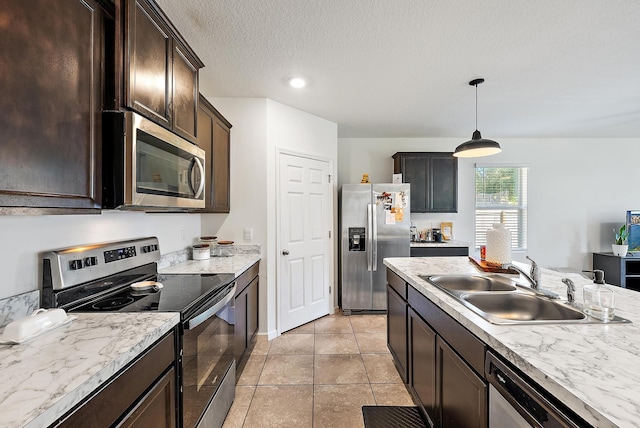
157, 0, 640, 138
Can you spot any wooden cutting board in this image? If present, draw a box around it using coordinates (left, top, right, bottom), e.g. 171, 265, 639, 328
468, 256, 519, 274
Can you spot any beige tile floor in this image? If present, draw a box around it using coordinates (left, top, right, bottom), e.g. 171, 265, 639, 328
223, 313, 415, 428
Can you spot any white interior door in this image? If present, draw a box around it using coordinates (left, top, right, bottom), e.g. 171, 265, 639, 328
278, 152, 331, 333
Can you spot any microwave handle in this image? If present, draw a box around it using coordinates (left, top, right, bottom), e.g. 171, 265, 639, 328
189, 157, 205, 199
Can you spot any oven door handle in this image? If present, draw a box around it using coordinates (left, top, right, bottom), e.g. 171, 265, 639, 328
186, 283, 236, 330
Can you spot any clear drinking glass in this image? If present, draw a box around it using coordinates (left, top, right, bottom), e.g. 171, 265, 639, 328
583, 284, 615, 321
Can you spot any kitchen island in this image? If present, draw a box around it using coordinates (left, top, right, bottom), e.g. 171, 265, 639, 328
384, 256, 640, 428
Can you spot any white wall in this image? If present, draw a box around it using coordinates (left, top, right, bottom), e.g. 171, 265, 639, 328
338, 137, 640, 270
203, 97, 269, 335
0, 211, 201, 299
207, 98, 338, 338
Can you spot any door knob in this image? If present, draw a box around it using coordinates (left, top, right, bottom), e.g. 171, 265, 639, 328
282, 249, 290, 255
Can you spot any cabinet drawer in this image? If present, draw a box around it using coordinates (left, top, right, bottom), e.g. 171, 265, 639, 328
408, 287, 485, 375
236, 262, 259, 294
387, 269, 407, 300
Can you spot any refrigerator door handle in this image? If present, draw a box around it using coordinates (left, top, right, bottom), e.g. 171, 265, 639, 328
367, 203, 373, 271
372, 203, 378, 271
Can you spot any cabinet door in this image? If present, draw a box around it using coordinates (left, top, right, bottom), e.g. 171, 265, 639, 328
196, 95, 231, 213
126, 0, 172, 128
212, 115, 231, 212
387, 285, 408, 382
0, 0, 103, 212
436, 336, 487, 428
235, 287, 248, 360
402, 155, 429, 212
172, 41, 198, 143
429, 155, 457, 212
409, 308, 437, 426
247, 277, 259, 343
392, 152, 457, 213
117, 367, 176, 428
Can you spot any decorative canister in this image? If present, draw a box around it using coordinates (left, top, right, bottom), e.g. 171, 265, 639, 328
216, 241, 234, 257
485, 223, 512, 265
200, 236, 218, 256
192, 244, 210, 260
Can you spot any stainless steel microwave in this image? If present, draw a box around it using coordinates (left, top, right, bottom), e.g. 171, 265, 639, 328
102, 111, 205, 210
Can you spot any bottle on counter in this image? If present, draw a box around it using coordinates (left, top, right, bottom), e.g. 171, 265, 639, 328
410, 222, 418, 242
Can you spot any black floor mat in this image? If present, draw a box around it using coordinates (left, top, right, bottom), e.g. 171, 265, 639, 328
362, 406, 428, 428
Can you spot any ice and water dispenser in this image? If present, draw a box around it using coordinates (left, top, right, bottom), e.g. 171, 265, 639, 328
348, 227, 365, 251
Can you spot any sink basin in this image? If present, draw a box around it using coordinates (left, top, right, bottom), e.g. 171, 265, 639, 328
419, 274, 631, 325
421, 274, 517, 292
460, 292, 586, 324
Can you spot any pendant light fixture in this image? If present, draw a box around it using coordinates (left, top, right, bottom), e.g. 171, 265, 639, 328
453, 78, 502, 158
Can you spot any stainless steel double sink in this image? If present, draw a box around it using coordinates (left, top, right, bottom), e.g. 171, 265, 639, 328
419, 274, 630, 325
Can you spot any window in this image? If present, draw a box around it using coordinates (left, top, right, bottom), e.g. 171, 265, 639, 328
475, 166, 528, 251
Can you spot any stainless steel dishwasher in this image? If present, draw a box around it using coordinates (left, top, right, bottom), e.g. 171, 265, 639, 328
485, 351, 584, 428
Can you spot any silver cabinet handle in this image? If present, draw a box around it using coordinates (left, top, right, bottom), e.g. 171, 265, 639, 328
282, 249, 290, 255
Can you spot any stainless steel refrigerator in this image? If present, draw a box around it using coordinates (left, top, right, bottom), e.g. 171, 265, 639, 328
340, 183, 410, 314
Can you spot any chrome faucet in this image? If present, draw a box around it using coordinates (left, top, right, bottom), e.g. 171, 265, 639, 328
502, 256, 559, 299
562, 278, 576, 303
502, 256, 540, 290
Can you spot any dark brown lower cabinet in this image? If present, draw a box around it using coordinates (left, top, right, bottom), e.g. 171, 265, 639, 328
436, 336, 487, 428
235, 262, 260, 363
387, 284, 408, 382
387, 268, 488, 428
118, 368, 176, 428
408, 308, 436, 426
55, 330, 177, 427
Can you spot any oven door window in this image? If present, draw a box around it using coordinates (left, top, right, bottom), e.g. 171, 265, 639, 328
182, 307, 234, 427
136, 130, 203, 199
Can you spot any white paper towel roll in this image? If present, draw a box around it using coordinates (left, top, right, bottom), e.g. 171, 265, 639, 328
486, 223, 512, 264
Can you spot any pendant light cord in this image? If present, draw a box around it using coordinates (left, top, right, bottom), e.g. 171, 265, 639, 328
475, 83, 478, 130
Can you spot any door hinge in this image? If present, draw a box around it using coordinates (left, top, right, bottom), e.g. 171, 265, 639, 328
328, 230, 331, 238
328, 174, 332, 183
329, 286, 332, 294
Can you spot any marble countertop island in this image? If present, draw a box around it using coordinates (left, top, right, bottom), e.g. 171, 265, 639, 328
0, 312, 179, 428
383, 256, 640, 428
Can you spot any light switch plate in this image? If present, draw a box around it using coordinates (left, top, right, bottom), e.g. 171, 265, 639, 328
243, 227, 253, 242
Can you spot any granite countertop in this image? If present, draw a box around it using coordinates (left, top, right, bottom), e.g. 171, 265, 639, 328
0, 312, 179, 428
383, 256, 640, 428
158, 253, 261, 276
410, 239, 469, 248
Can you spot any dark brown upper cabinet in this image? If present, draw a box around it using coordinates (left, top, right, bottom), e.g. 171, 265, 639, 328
392, 152, 458, 213
0, 0, 105, 213
121, 0, 203, 143
197, 95, 231, 213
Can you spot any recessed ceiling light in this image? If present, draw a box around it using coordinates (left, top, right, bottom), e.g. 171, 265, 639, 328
288, 77, 306, 88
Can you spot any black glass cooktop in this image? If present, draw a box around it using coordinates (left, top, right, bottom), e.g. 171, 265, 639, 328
68, 272, 235, 319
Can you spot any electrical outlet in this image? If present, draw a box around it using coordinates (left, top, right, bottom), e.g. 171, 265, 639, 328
243, 227, 253, 242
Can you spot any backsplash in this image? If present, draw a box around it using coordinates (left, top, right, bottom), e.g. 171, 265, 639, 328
157, 244, 261, 269
0, 290, 39, 328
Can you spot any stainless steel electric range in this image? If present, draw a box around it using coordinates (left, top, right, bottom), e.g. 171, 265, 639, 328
41, 237, 236, 428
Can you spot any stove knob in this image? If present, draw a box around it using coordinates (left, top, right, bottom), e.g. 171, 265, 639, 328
69, 259, 84, 270
84, 256, 98, 267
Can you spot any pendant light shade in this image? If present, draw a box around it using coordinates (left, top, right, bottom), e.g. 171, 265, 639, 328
453, 78, 502, 158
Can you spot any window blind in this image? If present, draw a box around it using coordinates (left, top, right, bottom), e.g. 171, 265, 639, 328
475, 167, 528, 251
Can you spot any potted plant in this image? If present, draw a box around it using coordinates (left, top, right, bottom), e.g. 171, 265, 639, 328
613, 224, 629, 257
